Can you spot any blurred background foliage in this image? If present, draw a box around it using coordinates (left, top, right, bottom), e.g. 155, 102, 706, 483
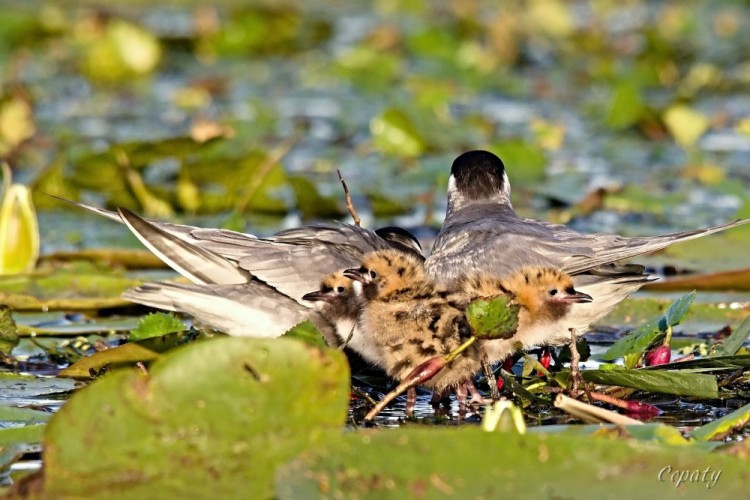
0, 0, 748, 248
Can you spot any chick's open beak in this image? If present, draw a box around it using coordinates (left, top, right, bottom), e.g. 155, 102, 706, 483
343, 268, 365, 282
302, 290, 330, 302
563, 290, 593, 304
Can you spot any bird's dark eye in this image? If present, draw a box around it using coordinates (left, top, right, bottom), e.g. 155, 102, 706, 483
336, 286, 345, 293
369, 270, 377, 279
548, 289, 558, 296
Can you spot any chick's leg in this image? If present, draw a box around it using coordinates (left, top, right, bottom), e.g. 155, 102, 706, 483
466, 380, 491, 405
406, 388, 417, 417
568, 328, 584, 397
455, 383, 468, 414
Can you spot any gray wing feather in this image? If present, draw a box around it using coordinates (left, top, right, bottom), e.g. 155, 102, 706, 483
236, 224, 393, 302
428, 203, 749, 280
123, 281, 337, 340
118, 208, 250, 285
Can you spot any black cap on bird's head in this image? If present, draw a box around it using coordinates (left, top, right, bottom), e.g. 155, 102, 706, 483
447, 150, 511, 214
375, 226, 424, 261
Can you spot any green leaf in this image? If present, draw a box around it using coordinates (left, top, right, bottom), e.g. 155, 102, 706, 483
0, 373, 80, 399
0, 97, 35, 155
277, 427, 748, 498
646, 354, 750, 371
602, 292, 696, 361
606, 80, 643, 130
0, 405, 51, 424
0, 304, 19, 354
129, 312, 187, 341
664, 291, 696, 326
711, 316, 750, 357
0, 260, 141, 311
0, 443, 35, 474
370, 107, 426, 158
500, 371, 545, 402
465, 296, 520, 339
58, 343, 161, 379
288, 176, 344, 220
282, 320, 327, 348
0, 424, 45, 448
556, 338, 591, 363
81, 19, 162, 84
41, 338, 350, 498
623, 424, 689, 446
690, 402, 750, 442
60, 329, 211, 379
488, 141, 546, 186
663, 104, 709, 149
601, 318, 662, 361
581, 368, 718, 398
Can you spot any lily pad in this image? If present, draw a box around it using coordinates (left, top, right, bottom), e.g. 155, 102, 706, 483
643, 268, 750, 292
277, 427, 747, 498
38, 337, 350, 498
0, 373, 81, 400
370, 107, 426, 158
41, 249, 166, 270
0, 424, 45, 448
15, 316, 141, 337
58, 329, 212, 379
465, 296, 520, 339
0, 261, 140, 311
690, 402, 750, 442
0, 405, 51, 424
57, 342, 161, 379
283, 320, 327, 348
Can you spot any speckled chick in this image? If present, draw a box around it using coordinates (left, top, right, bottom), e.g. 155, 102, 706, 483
302, 271, 381, 365
343, 249, 483, 395
450, 267, 593, 363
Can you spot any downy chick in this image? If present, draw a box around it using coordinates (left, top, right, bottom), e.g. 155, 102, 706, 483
450, 268, 593, 363
343, 249, 484, 397
301, 271, 382, 364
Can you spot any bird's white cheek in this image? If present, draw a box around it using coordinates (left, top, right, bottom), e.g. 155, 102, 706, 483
352, 281, 363, 295
447, 174, 458, 197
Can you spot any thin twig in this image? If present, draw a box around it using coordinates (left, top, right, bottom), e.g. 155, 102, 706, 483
567, 328, 593, 400
481, 349, 500, 400
337, 169, 360, 226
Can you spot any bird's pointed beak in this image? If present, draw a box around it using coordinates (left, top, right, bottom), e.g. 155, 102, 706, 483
343, 268, 365, 282
302, 290, 330, 302
562, 290, 593, 304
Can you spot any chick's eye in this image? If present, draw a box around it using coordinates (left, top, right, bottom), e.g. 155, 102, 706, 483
369, 270, 377, 279
548, 289, 558, 296
336, 286, 345, 293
